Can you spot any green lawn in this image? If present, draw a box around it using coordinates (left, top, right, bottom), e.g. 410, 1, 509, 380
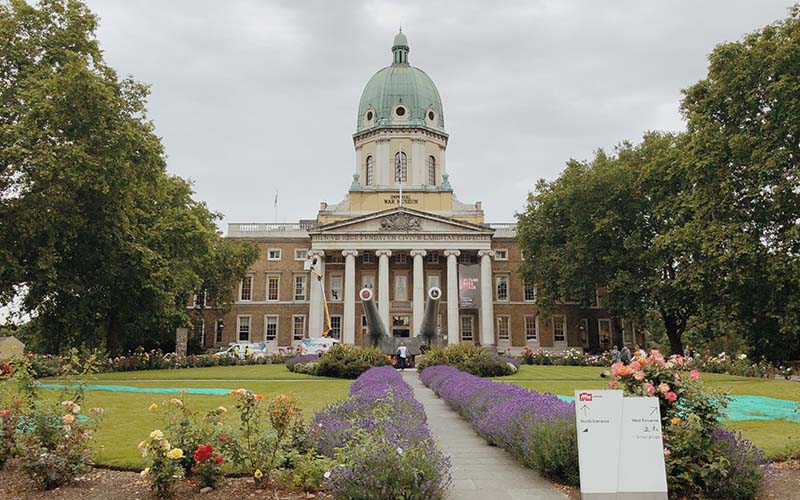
497, 365, 800, 458
38, 365, 352, 468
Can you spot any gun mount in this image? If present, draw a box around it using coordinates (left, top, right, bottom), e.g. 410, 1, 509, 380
359, 287, 387, 347
418, 287, 442, 345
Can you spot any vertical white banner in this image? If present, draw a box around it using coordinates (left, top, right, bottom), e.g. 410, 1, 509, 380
617, 397, 668, 499
575, 390, 624, 499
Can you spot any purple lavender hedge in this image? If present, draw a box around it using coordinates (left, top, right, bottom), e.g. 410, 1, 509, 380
310, 366, 451, 499
285, 353, 320, 372
420, 365, 580, 485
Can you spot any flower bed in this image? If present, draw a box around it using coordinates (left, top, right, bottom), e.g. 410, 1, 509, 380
420, 365, 579, 485
300, 344, 390, 379
519, 346, 611, 366
310, 366, 450, 499
416, 344, 517, 377
285, 353, 320, 373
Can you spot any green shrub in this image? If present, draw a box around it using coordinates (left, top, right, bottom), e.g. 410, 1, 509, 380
521, 419, 579, 485
416, 344, 514, 377
278, 450, 336, 492
314, 345, 389, 379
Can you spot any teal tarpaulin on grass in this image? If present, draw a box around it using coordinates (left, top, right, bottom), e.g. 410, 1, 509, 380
557, 394, 799, 422
37, 383, 233, 396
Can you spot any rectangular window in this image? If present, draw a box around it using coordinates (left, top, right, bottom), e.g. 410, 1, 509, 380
426, 251, 439, 264
580, 318, 589, 346
264, 315, 278, 342
524, 280, 536, 302
427, 273, 441, 292
494, 249, 508, 261
239, 275, 253, 301
266, 275, 280, 302
460, 315, 474, 341
553, 315, 566, 343
294, 275, 307, 301
395, 275, 408, 301
362, 273, 375, 290
193, 290, 207, 308
215, 319, 224, 344
598, 319, 612, 349
237, 316, 251, 342
525, 315, 538, 341
192, 318, 205, 347
623, 320, 634, 346
497, 316, 510, 342
361, 315, 368, 338
330, 315, 342, 339
268, 248, 282, 261
395, 252, 408, 265
292, 315, 306, 341
458, 253, 473, 264
329, 273, 343, 301
496, 275, 509, 301
326, 254, 344, 264
294, 248, 308, 261
362, 251, 375, 264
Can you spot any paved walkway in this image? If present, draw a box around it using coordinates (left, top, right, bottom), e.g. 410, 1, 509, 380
402, 371, 567, 500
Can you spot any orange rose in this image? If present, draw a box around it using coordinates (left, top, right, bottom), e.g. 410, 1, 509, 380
63, 414, 75, 424
670, 417, 681, 425
254, 394, 264, 401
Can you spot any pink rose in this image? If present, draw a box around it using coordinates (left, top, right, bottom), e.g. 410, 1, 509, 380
634, 371, 645, 381
658, 383, 670, 394
643, 383, 655, 396
690, 369, 700, 380
611, 362, 623, 377
608, 380, 619, 388
664, 391, 678, 402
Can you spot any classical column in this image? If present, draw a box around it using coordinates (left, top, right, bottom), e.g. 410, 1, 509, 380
307, 250, 325, 338
342, 250, 358, 345
444, 250, 460, 345
478, 249, 496, 347
375, 250, 392, 329
410, 250, 427, 336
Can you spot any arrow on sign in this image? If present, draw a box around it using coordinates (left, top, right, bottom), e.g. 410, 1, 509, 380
649, 406, 658, 416
581, 404, 589, 417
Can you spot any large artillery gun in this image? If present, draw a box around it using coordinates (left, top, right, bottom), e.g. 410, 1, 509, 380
359, 286, 445, 356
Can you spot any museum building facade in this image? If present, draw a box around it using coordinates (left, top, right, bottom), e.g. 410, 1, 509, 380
197, 32, 644, 353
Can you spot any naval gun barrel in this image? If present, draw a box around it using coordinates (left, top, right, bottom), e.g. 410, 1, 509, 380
418, 287, 442, 342
359, 287, 388, 346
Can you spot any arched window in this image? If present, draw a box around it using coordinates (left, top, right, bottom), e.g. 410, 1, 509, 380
394, 151, 407, 183
365, 155, 374, 186
428, 156, 436, 185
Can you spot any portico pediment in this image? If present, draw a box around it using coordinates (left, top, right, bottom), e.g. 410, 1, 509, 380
308, 207, 494, 251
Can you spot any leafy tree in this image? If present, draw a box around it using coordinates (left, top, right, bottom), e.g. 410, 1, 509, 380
681, 5, 800, 361
0, 0, 256, 353
517, 133, 705, 355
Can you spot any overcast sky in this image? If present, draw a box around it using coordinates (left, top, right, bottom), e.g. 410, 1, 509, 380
83, 0, 796, 227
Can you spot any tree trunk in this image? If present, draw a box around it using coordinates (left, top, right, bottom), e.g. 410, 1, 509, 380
106, 313, 120, 355
662, 312, 684, 356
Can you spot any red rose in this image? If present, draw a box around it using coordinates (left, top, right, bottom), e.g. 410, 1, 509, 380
213, 455, 223, 464
0, 409, 10, 418
193, 444, 214, 463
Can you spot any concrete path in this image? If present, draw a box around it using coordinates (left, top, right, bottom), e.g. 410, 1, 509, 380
402, 371, 567, 500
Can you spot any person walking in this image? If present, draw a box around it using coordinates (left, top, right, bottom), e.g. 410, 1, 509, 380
610, 345, 620, 364
620, 346, 632, 365
397, 342, 409, 371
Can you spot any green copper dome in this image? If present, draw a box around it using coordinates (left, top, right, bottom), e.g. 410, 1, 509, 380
356, 31, 445, 134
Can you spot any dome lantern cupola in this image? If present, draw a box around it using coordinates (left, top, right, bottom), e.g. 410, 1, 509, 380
392, 29, 409, 64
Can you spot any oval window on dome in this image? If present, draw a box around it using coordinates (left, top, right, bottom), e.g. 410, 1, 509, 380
428, 111, 435, 121
366, 110, 374, 121
395, 106, 406, 117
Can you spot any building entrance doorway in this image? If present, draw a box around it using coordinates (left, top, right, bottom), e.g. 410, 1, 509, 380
392, 315, 410, 337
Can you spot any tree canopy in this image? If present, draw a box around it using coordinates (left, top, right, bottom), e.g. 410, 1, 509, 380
0, 0, 257, 353
517, 6, 800, 360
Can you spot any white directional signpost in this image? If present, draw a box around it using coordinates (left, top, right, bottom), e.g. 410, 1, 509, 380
575, 390, 668, 500
575, 390, 624, 499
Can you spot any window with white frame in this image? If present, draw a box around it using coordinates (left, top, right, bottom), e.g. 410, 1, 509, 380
237, 316, 251, 342
294, 248, 308, 261
525, 315, 538, 341
292, 315, 306, 340
329, 273, 343, 301
362, 273, 375, 290
215, 319, 224, 344
524, 280, 536, 302
395, 252, 408, 265
497, 316, 510, 342
395, 275, 408, 301
494, 249, 508, 261
326, 254, 344, 264
394, 151, 407, 183
365, 155, 374, 186
427, 273, 440, 292
192, 318, 205, 347
460, 316, 474, 341
553, 315, 566, 343
193, 290, 207, 308
239, 275, 253, 301
264, 315, 278, 342
428, 156, 436, 185
496, 275, 509, 301
329, 315, 342, 339
266, 275, 280, 302
294, 274, 307, 301
268, 248, 282, 261
362, 251, 375, 264
426, 251, 439, 264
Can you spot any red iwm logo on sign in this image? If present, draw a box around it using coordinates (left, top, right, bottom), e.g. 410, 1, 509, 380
579, 392, 593, 402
